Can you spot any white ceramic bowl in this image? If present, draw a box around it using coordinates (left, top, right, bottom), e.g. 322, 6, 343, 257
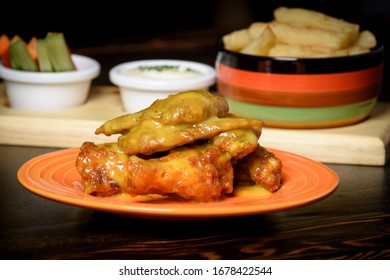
109, 59, 216, 113
0, 54, 100, 111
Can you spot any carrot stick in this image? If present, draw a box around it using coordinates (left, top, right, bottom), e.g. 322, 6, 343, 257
27, 36, 38, 60
0, 34, 10, 57
0, 34, 11, 67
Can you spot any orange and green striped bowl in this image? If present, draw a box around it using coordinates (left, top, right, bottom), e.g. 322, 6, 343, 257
215, 38, 384, 128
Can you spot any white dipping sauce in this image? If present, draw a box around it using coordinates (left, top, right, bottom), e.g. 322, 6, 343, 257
122, 65, 202, 80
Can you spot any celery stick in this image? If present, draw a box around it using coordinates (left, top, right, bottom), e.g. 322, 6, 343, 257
8, 40, 38, 71
45, 33, 75, 72
36, 38, 53, 72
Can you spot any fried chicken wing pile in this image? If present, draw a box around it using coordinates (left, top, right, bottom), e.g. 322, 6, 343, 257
76, 90, 282, 202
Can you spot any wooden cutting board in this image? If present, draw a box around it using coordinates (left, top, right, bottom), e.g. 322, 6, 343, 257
1, 84, 389, 166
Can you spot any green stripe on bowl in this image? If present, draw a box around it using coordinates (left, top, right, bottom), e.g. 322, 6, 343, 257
226, 97, 377, 122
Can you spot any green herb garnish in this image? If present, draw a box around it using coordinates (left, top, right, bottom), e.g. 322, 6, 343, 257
137, 65, 197, 72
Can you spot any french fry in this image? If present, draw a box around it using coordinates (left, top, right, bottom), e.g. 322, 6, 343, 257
269, 43, 347, 58
268, 44, 313, 58
274, 6, 359, 42
269, 21, 353, 50
241, 26, 276, 56
355, 30, 377, 49
347, 46, 370, 56
223, 29, 252, 51
222, 7, 377, 58
248, 22, 268, 39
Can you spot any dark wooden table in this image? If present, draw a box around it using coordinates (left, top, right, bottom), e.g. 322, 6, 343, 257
1, 144, 389, 260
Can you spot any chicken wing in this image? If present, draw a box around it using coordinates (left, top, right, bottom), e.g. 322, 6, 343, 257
118, 116, 263, 155
210, 129, 260, 160
125, 144, 234, 201
76, 140, 235, 201
75, 142, 128, 197
234, 145, 282, 192
95, 90, 229, 136
76, 89, 282, 202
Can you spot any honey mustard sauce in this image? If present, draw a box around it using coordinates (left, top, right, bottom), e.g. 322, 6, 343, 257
233, 184, 272, 198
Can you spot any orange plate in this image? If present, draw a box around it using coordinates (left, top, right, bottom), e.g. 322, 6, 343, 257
17, 148, 339, 219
